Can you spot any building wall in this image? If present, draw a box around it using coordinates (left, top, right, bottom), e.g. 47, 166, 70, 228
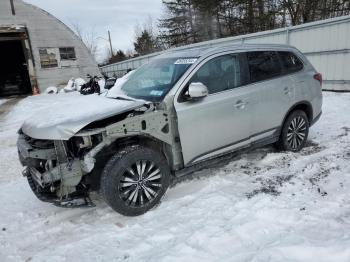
101, 15, 350, 91
0, 0, 100, 92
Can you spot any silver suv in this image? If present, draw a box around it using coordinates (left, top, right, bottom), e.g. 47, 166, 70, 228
17, 44, 322, 216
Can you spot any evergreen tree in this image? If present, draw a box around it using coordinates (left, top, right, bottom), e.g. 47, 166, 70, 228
108, 50, 127, 64
158, 0, 199, 46
134, 30, 158, 55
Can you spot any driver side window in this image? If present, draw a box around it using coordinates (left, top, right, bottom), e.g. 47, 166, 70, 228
190, 53, 246, 94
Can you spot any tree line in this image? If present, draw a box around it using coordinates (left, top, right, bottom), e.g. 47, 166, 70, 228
105, 0, 350, 64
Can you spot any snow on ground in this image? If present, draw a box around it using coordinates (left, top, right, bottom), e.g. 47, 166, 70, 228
0, 92, 350, 262
0, 99, 8, 107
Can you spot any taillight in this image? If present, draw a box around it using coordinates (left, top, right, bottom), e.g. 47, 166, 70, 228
313, 73, 322, 86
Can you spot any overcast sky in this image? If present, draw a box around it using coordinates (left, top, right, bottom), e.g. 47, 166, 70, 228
24, 0, 164, 61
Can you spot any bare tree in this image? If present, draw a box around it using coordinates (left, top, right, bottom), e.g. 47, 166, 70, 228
70, 21, 99, 59
159, 0, 350, 48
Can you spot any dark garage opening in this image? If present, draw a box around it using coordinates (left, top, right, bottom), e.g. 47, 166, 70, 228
0, 40, 32, 96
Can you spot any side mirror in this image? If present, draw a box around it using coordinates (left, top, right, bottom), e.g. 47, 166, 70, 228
187, 82, 208, 100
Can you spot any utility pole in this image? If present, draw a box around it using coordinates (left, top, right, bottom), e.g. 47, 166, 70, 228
108, 30, 113, 57
97, 31, 114, 58
10, 0, 16, 15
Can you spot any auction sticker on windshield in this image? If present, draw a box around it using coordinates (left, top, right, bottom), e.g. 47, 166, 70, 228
174, 58, 197, 65
150, 90, 163, 96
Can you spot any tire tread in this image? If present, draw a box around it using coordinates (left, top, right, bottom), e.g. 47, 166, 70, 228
100, 144, 170, 216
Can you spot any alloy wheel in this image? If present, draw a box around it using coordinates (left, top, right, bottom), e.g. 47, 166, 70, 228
287, 116, 307, 150
118, 160, 163, 207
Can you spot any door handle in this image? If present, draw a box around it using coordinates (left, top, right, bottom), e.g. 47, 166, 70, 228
234, 100, 247, 109
283, 86, 291, 95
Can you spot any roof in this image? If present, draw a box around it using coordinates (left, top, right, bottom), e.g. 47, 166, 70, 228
157, 43, 296, 59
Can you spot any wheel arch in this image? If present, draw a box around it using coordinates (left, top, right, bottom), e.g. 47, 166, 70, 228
282, 101, 313, 127
99, 135, 170, 164
85, 135, 172, 190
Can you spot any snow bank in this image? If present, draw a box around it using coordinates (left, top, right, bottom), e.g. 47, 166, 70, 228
0, 92, 350, 261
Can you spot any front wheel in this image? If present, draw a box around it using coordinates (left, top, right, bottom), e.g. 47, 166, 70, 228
276, 110, 309, 152
26, 170, 55, 202
100, 145, 171, 216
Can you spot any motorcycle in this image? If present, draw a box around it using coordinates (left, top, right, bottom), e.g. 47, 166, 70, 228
80, 75, 101, 95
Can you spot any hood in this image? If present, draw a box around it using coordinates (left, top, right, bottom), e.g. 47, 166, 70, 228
21, 92, 145, 140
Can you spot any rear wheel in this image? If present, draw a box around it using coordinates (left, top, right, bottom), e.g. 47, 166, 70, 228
100, 145, 170, 216
276, 110, 309, 152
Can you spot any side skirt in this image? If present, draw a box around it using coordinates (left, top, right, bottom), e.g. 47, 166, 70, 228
174, 134, 279, 178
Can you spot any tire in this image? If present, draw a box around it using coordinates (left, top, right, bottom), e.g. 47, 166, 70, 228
26, 171, 55, 202
100, 145, 171, 216
275, 110, 309, 152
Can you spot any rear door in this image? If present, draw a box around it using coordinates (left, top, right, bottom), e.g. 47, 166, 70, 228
278, 51, 308, 101
174, 52, 254, 166
246, 51, 296, 141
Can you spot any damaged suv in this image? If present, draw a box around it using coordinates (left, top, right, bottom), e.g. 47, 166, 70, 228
17, 44, 322, 216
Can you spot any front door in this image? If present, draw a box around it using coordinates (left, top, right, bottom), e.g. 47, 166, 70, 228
174, 53, 254, 166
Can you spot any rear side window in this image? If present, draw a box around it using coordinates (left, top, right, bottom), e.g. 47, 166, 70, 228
278, 51, 303, 73
247, 51, 282, 82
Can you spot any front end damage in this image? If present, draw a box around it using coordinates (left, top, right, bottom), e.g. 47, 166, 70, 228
17, 130, 103, 207
17, 106, 172, 207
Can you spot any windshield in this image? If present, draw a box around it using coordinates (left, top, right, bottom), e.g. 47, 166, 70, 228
106, 70, 136, 98
121, 57, 197, 102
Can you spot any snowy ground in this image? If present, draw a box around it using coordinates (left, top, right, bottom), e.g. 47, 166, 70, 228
0, 92, 350, 262
0, 99, 8, 107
